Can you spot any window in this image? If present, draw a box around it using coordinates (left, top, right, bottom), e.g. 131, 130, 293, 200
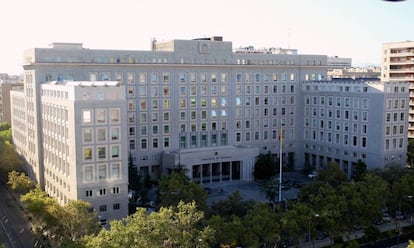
113, 203, 120, 210
99, 205, 107, 212
98, 164, 107, 180
141, 139, 147, 149
86, 190, 92, 197
96, 109, 106, 124
211, 134, 217, 145
82, 110, 92, 124
129, 139, 135, 150
112, 187, 120, 194
84, 166, 93, 182
153, 138, 158, 148
84, 147, 92, 161
97, 147, 106, 159
83, 128, 92, 143
164, 125, 170, 134
180, 136, 186, 148
111, 163, 120, 179
97, 128, 106, 142
111, 146, 120, 158
111, 127, 120, 141
164, 137, 170, 148
110, 109, 120, 123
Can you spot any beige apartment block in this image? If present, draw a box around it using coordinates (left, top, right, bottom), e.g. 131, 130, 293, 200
382, 41, 414, 138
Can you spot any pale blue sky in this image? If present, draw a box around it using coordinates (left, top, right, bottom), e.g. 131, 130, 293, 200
1, 0, 413, 74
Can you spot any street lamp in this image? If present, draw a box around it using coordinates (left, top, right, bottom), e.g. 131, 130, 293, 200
308, 213, 319, 248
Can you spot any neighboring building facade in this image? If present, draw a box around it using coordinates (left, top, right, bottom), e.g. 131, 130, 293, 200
328, 66, 381, 81
382, 41, 414, 138
0, 81, 23, 124
327, 56, 352, 69
302, 81, 409, 177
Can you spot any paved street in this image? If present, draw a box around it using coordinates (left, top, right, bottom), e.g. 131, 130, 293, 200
206, 171, 310, 205
0, 181, 39, 248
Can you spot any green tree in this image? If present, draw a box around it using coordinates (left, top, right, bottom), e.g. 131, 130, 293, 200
357, 174, 390, 221
0, 140, 24, 179
57, 200, 100, 243
158, 169, 208, 212
209, 191, 256, 219
7, 170, 35, 193
82, 201, 215, 248
260, 178, 279, 210
208, 215, 244, 247
316, 162, 348, 188
253, 152, 276, 180
407, 139, 414, 166
0, 122, 10, 132
281, 203, 315, 245
0, 128, 11, 142
352, 160, 367, 182
242, 203, 280, 247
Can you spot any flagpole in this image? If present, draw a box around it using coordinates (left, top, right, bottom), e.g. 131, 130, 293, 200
278, 126, 283, 203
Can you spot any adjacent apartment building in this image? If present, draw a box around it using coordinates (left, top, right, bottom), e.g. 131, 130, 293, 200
10, 37, 409, 221
0, 80, 23, 124
382, 41, 414, 138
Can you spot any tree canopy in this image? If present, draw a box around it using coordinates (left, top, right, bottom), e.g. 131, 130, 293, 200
158, 169, 208, 212
82, 201, 215, 248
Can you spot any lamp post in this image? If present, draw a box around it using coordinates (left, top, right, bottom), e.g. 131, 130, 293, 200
308, 213, 319, 248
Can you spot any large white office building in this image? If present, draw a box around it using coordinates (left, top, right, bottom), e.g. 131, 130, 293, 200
10, 37, 409, 221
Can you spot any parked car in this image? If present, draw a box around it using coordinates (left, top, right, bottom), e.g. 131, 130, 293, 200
315, 231, 328, 240
277, 239, 290, 248
308, 171, 318, 179
382, 213, 392, 222
396, 211, 406, 220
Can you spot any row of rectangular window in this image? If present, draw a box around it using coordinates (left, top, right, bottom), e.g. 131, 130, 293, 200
305, 120, 369, 134
85, 187, 120, 197
83, 146, 120, 162
84, 164, 121, 182
82, 109, 120, 125
82, 127, 121, 143
304, 130, 368, 148
305, 96, 370, 109
305, 109, 369, 121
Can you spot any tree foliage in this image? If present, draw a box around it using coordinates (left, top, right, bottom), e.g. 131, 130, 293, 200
82, 201, 215, 248
253, 152, 276, 180
0, 140, 24, 179
242, 203, 280, 247
21, 185, 100, 246
158, 169, 208, 212
7, 170, 34, 193
316, 162, 348, 188
209, 191, 255, 219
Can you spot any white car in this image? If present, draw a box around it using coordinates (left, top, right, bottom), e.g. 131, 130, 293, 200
308, 172, 318, 178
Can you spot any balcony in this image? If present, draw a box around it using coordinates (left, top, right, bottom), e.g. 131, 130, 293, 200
389, 59, 414, 65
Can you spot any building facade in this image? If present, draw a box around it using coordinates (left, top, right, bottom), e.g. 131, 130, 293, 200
9, 38, 410, 221
302, 81, 408, 176
382, 41, 414, 138
0, 81, 23, 124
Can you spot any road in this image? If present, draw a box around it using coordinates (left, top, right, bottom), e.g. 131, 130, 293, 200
0, 181, 39, 248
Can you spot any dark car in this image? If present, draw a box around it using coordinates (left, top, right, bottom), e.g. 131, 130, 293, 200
277, 239, 290, 248
315, 231, 328, 240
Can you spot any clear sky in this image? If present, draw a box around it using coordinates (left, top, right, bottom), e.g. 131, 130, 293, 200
1, 0, 413, 74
